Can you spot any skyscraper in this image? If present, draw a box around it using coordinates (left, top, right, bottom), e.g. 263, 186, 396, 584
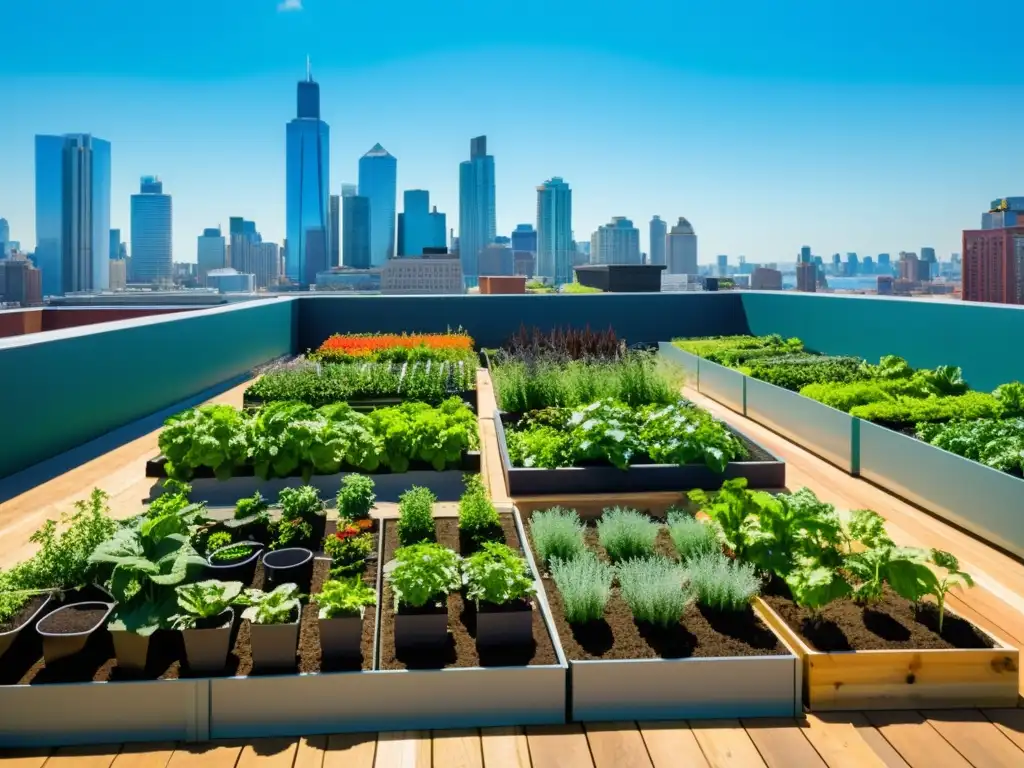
109, 229, 121, 261
329, 194, 340, 268
358, 144, 397, 266
717, 254, 728, 276
536, 178, 572, 283
197, 227, 226, 286
666, 218, 698, 274
459, 136, 497, 285
511, 224, 537, 254
398, 190, 446, 257
130, 176, 172, 283
342, 188, 371, 269
799, 245, 812, 263
285, 61, 330, 287
34, 133, 111, 296
649, 216, 667, 266
591, 217, 641, 266
0, 219, 8, 253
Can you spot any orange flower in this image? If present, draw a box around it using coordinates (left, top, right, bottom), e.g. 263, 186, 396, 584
315, 332, 474, 359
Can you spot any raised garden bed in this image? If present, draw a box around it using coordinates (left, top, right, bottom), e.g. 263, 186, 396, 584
757, 588, 1019, 710
522, 510, 800, 720
494, 410, 785, 496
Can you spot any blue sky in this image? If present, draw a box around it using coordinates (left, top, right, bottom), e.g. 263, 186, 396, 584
0, 0, 1018, 263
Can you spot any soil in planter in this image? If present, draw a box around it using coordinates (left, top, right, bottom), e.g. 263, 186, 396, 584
0, 595, 48, 634
527, 523, 786, 661
378, 516, 558, 670
36, 604, 108, 635
761, 586, 995, 652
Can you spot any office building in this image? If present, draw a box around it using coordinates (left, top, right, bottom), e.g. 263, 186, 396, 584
878, 253, 891, 270
254, 242, 281, 289
898, 251, 930, 283
877, 275, 894, 295
0, 218, 8, 256
197, 227, 226, 286
380, 256, 463, 294
796, 261, 817, 292
285, 62, 330, 287
34, 133, 111, 296
962, 224, 1024, 304
717, 254, 728, 276
478, 242, 514, 276
0, 255, 43, 306
329, 194, 340, 268
799, 245, 812, 263
511, 223, 537, 254
109, 259, 127, 291
459, 136, 497, 285
751, 267, 783, 290
109, 229, 121, 261
591, 217, 641, 266
359, 144, 397, 266
666, 218, 698, 275
342, 191, 371, 269
206, 268, 255, 294
535, 178, 573, 283
397, 190, 446, 257
649, 216, 667, 266
130, 176, 172, 283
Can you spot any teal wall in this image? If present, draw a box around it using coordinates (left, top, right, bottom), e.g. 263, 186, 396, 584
297, 293, 749, 351
0, 299, 293, 479
741, 292, 1024, 392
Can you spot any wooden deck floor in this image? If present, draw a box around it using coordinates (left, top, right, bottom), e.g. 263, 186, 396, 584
5, 372, 1024, 765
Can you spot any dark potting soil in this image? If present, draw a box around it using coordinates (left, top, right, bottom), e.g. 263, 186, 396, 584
0, 595, 48, 634
527, 521, 786, 661
36, 604, 107, 635
761, 586, 995, 652
378, 516, 558, 670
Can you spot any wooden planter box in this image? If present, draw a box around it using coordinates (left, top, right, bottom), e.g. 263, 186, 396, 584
695, 358, 745, 414
756, 598, 1020, 710
657, 342, 701, 386
494, 410, 785, 496
859, 421, 1024, 560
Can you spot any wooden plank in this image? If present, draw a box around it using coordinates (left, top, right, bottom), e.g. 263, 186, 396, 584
0, 751, 51, 768
43, 745, 120, 768
479, 727, 531, 768
983, 708, 1024, 752
236, 739, 299, 768
323, 733, 376, 768
584, 722, 653, 768
689, 720, 767, 768
637, 721, 710, 768
740, 718, 825, 768
373, 731, 430, 768
110, 743, 176, 768
293, 736, 327, 768
798, 713, 887, 768
525, 725, 594, 768
864, 711, 971, 768
431, 729, 482, 768
922, 709, 1024, 768
166, 743, 245, 768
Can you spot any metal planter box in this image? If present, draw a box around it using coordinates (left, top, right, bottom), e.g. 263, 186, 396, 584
858, 421, 1024, 559
657, 342, 701, 386
494, 410, 785, 496
744, 378, 859, 474
757, 598, 1020, 710
695, 358, 746, 414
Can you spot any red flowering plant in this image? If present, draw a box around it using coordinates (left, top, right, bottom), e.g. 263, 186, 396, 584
312, 332, 475, 365
323, 524, 375, 575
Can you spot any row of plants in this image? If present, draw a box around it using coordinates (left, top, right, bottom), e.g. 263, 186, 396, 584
499, 324, 623, 362
244, 359, 476, 408
158, 397, 478, 480
312, 331, 475, 364
505, 398, 749, 472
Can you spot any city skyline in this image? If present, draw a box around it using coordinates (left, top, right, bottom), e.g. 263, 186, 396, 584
0, 1, 1018, 264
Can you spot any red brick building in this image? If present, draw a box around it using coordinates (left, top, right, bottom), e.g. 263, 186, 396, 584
962, 226, 1024, 304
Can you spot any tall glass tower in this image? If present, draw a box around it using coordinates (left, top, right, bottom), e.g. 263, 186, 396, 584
130, 176, 172, 283
536, 177, 572, 284
285, 61, 330, 287
34, 133, 111, 296
458, 136, 496, 286
358, 144, 397, 266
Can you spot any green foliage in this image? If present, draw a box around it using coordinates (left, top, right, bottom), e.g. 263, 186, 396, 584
616, 556, 692, 627
272, 486, 324, 549
562, 281, 602, 294
550, 552, 614, 624
849, 392, 1002, 427
368, 398, 478, 472
673, 335, 802, 366
639, 401, 749, 472
159, 404, 249, 480
861, 355, 915, 380
317, 577, 376, 619
745, 356, 868, 391
596, 507, 658, 563
323, 524, 375, 574
458, 475, 501, 545
233, 491, 270, 523
205, 531, 233, 555
921, 550, 975, 633
148, 479, 193, 518
337, 474, 376, 523
170, 580, 243, 630
799, 381, 897, 412
994, 382, 1024, 416
919, 365, 969, 396
685, 552, 760, 612
916, 418, 1024, 474
397, 486, 437, 546
211, 543, 256, 563
666, 511, 719, 561
238, 583, 303, 625
529, 507, 587, 566
462, 542, 536, 605
387, 543, 462, 608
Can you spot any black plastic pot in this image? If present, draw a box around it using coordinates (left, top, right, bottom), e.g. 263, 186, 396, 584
476, 599, 534, 648
249, 609, 300, 669
394, 602, 448, 650
182, 608, 234, 674
0, 594, 53, 661
111, 628, 152, 671
206, 542, 264, 584
36, 601, 114, 664
318, 609, 363, 659
262, 548, 314, 592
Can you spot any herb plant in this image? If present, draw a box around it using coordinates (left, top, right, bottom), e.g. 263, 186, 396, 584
386, 543, 462, 608
397, 486, 437, 546
317, 577, 376, 619
170, 580, 243, 630
616, 557, 692, 627
148, 479, 193, 518
324, 525, 375, 574
227, 491, 271, 529
666, 510, 719, 561
462, 542, 536, 606
211, 543, 256, 563
529, 507, 587, 566
685, 552, 760, 612
271, 486, 324, 549
458, 475, 501, 545
205, 531, 233, 555
596, 508, 658, 562
550, 552, 614, 624
239, 583, 303, 625
337, 474, 376, 523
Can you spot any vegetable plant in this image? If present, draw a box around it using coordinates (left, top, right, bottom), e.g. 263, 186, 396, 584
317, 577, 376, 619
550, 552, 614, 624
462, 542, 536, 606
386, 543, 462, 608
159, 404, 249, 480
170, 580, 244, 630
226, 491, 271, 530
337, 474, 376, 524
205, 531, 233, 555
397, 486, 437, 546
369, 398, 477, 472
238, 583, 303, 625
994, 382, 1024, 416
685, 552, 760, 612
324, 525, 375, 575
148, 479, 193, 518
272, 486, 324, 549
596, 507, 658, 562
529, 507, 587, 566
916, 418, 1024, 474
666, 510, 719, 561
616, 556, 692, 627
211, 543, 256, 563
458, 475, 501, 545
921, 550, 975, 633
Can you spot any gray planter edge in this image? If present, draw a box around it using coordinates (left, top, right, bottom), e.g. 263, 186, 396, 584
657, 342, 700, 387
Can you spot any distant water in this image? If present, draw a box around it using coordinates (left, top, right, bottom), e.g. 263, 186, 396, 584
781, 275, 883, 291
